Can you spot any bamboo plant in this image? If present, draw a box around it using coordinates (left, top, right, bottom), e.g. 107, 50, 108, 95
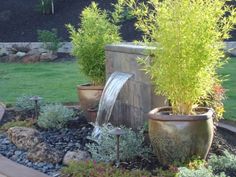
67, 2, 121, 86
124, 0, 236, 115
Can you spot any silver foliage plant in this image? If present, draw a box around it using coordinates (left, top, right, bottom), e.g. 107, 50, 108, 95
86, 124, 151, 162
177, 165, 226, 177
37, 103, 74, 129
15, 95, 43, 112
177, 150, 236, 177
208, 150, 236, 176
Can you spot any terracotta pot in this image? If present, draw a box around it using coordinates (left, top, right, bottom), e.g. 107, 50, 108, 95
87, 108, 98, 123
77, 84, 103, 119
148, 107, 214, 165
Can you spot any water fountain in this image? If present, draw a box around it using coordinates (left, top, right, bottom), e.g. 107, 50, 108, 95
96, 72, 133, 126
105, 43, 167, 129
93, 43, 168, 137
92, 71, 133, 137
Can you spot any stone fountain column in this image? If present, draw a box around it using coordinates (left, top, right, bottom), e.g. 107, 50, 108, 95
105, 43, 168, 129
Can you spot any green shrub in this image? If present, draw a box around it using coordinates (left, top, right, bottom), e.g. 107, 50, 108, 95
15, 95, 43, 112
208, 151, 236, 176
37, 104, 74, 129
37, 28, 62, 53
61, 160, 152, 177
0, 120, 34, 132
86, 124, 151, 162
67, 2, 121, 85
125, 0, 236, 115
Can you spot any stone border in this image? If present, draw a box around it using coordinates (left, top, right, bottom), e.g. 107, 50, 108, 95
0, 155, 50, 177
1, 41, 236, 56
217, 121, 236, 134
225, 42, 236, 56
0, 42, 72, 55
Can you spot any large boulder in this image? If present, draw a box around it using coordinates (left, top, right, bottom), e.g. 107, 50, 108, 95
40, 52, 57, 61
7, 127, 43, 150
22, 54, 40, 63
27, 142, 62, 164
8, 54, 20, 62
11, 44, 30, 53
0, 55, 9, 62
16, 51, 26, 57
63, 150, 91, 165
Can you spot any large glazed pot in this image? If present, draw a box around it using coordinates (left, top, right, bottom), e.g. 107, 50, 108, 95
148, 107, 214, 165
77, 84, 103, 122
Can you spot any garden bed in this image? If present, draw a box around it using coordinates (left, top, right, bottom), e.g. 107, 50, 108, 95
0, 107, 235, 177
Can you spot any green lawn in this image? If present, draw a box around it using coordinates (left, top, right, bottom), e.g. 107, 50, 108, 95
0, 61, 88, 104
0, 59, 235, 121
219, 58, 236, 121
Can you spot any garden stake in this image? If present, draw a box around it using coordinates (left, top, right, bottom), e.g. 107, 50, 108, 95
109, 127, 126, 167
30, 96, 42, 120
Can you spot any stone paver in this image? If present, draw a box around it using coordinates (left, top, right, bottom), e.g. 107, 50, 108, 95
0, 155, 50, 177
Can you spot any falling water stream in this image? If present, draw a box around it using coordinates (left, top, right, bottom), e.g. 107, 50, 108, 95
92, 71, 133, 137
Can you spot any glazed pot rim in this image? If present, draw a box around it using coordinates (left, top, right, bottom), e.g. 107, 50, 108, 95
149, 106, 214, 121
77, 83, 104, 90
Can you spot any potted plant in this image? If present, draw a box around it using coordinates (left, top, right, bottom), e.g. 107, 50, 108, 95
125, 0, 236, 165
67, 2, 121, 121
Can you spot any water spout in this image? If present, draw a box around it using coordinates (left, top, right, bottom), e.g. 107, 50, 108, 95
92, 72, 133, 137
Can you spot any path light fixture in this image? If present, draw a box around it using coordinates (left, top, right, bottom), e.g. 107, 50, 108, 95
109, 127, 126, 167
30, 96, 42, 120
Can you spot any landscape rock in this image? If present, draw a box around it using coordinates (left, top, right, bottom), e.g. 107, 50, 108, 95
27, 49, 41, 55
11, 44, 30, 53
63, 149, 91, 165
27, 142, 62, 164
0, 133, 62, 176
8, 54, 20, 62
0, 47, 7, 57
40, 52, 57, 61
0, 55, 9, 62
22, 54, 40, 63
7, 127, 43, 150
16, 51, 26, 57
228, 48, 236, 57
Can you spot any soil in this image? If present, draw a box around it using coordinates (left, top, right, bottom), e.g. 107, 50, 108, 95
0, 0, 142, 42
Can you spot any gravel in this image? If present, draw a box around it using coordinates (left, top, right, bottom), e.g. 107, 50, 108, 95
0, 123, 93, 176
